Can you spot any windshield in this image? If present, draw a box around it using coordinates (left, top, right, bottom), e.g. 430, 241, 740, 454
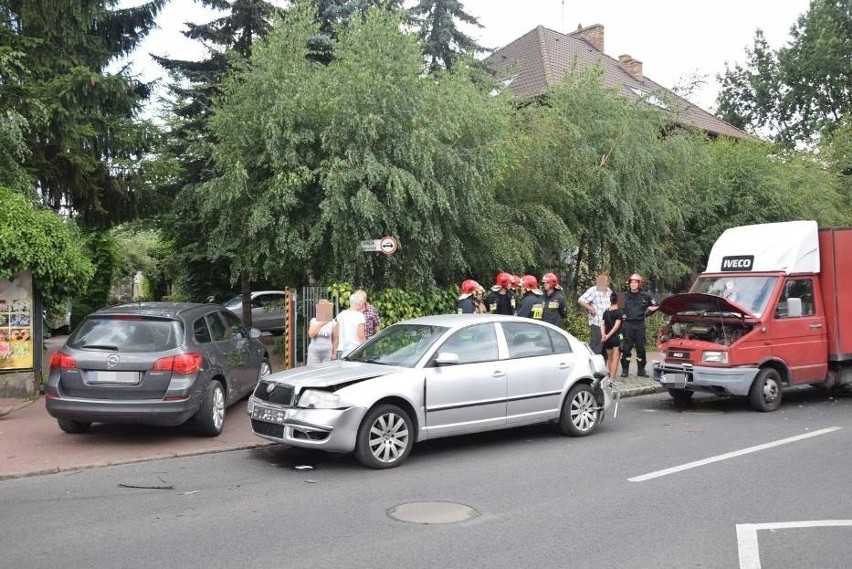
67, 317, 182, 352
222, 295, 241, 309
691, 276, 778, 317
346, 324, 449, 368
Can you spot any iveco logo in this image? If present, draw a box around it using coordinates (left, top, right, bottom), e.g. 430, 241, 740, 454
721, 255, 754, 272
266, 383, 276, 394
107, 355, 120, 368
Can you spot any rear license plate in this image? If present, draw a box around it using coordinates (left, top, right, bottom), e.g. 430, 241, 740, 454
660, 373, 687, 388
251, 405, 289, 425
91, 371, 141, 384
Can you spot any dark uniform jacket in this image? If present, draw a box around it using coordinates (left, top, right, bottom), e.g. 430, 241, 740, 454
485, 289, 516, 315
457, 296, 477, 314
623, 289, 657, 322
542, 289, 568, 326
515, 291, 545, 320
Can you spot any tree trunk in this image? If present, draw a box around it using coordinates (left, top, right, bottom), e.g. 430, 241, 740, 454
241, 270, 252, 328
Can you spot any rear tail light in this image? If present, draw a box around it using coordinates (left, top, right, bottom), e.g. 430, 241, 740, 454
152, 353, 203, 375
49, 352, 77, 370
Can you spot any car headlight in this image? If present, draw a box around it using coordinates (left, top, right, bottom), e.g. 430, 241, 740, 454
702, 351, 729, 364
297, 389, 341, 409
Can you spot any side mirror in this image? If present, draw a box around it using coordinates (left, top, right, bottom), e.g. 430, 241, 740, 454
434, 352, 460, 366
249, 328, 263, 339
786, 297, 803, 318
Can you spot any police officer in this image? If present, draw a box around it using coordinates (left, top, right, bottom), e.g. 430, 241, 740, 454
486, 272, 516, 315
620, 273, 660, 377
515, 275, 545, 320
457, 279, 480, 314
541, 272, 567, 327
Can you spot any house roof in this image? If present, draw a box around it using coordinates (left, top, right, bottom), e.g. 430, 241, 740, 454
484, 25, 746, 139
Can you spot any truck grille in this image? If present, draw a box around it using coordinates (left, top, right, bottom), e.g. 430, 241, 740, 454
253, 381, 295, 406
666, 349, 693, 362
251, 420, 285, 439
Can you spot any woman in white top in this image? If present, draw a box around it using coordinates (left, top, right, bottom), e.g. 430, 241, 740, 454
306, 317, 336, 365
332, 293, 366, 359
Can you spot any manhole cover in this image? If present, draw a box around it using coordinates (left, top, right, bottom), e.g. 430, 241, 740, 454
387, 501, 479, 524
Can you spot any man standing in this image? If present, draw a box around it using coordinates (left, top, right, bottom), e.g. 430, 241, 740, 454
578, 274, 612, 354
355, 289, 381, 339
485, 272, 516, 315
515, 275, 544, 320
541, 272, 567, 327
457, 279, 481, 314
620, 273, 660, 377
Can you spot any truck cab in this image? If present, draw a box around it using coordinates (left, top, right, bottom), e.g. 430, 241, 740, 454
652, 220, 849, 411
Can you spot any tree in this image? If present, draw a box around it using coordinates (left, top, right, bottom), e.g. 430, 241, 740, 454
716, 0, 851, 146
409, 0, 482, 72
0, 0, 165, 226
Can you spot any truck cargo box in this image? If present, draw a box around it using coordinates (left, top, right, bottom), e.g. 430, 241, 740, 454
819, 228, 852, 361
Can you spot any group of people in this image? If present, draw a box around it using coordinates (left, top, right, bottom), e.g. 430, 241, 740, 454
460, 271, 659, 380
306, 290, 381, 365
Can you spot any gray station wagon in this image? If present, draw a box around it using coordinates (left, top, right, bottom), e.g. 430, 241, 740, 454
45, 302, 270, 436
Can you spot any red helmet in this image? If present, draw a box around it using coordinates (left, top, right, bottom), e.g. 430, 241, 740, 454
542, 272, 559, 288
495, 272, 512, 289
521, 274, 539, 290
460, 279, 480, 295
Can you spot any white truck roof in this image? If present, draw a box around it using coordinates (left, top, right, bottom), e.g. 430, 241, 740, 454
705, 220, 820, 275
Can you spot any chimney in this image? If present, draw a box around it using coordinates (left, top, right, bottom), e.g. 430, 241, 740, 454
618, 54, 643, 82
570, 23, 604, 52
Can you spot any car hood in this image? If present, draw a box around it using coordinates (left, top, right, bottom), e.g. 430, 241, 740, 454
658, 293, 757, 319
264, 361, 405, 389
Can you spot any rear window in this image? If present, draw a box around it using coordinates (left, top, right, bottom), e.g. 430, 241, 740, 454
66, 316, 182, 352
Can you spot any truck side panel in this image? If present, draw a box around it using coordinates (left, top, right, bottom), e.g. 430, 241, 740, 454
819, 228, 852, 361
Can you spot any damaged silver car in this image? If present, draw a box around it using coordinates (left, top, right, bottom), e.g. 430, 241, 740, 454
248, 314, 614, 468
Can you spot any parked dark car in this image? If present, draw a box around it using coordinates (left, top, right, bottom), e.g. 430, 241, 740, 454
45, 302, 271, 436
223, 290, 287, 335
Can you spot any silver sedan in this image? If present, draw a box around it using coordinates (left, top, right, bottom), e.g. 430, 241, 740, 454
248, 314, 614, 468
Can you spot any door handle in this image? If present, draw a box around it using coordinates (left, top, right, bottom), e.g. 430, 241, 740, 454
558, 363, 570, 369
809, 323, 823, 329
492, 370, 506, 378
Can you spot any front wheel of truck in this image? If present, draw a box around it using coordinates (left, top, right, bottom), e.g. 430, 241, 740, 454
749, 368, 782, 412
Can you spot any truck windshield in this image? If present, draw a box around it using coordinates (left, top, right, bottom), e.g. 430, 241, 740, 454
692, 276, 777, 317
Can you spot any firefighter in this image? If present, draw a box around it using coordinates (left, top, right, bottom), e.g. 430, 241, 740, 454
457, 279, 481, 314
620, 273, 660, 377
541, 272, 568, 327
515, 275, 545, 319
486, 272, 516, 315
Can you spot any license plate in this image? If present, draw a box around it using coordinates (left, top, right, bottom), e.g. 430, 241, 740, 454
660, 372, 687, 388
91, 371, 141, 384
251, 405, 289, 425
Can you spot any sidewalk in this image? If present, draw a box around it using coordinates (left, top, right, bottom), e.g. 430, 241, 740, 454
0, 352, 664, 480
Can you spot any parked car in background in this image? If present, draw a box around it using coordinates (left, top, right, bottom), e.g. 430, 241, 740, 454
248, 314, 613, 469
224, 290, 287, 335
45, 302, 271, 436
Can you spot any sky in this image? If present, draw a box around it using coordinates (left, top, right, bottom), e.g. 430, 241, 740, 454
129, 0, 812, 113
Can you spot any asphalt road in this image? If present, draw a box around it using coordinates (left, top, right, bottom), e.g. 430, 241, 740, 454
2, 388, 852, 569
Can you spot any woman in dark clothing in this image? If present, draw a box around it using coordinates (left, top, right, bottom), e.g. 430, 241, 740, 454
601, 292, 625, 380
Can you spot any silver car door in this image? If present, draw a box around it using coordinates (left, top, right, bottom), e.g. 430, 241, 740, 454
422, 323, 507, 438
500, 322, 576, 425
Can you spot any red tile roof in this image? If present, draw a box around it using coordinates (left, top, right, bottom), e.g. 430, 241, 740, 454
485, 26, 746, 139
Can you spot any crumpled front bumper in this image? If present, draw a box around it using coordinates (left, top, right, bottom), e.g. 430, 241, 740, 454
652, 361, 760, 396
247, 397, 368, 453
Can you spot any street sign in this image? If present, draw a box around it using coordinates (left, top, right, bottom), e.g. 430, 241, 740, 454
379, 236, 398, 255
359, 239, 381, 252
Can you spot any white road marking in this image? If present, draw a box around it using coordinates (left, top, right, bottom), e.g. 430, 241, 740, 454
629, 427, 841, 482
737, 520, 852, 569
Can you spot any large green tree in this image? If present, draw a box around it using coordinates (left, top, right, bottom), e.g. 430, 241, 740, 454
0, 0, 165, 226
717, 0, 851, 146
409, 0, 481, 72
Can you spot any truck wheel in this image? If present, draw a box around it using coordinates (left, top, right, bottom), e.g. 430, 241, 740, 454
667, 388, 694, 403
749, 368, 782, 412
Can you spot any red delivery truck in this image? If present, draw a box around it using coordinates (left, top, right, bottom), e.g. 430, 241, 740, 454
652, 220, 852, 411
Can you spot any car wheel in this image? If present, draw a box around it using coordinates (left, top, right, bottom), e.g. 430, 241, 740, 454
559, 383, 600, 437
749, 368, 783, 412
57, 418, 91, 434
193, 380, 226, 436
668, 388, 694, 403
354, 404, 414, 469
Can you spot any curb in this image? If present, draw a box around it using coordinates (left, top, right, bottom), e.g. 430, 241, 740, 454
0, 398, 39, 419
618, 385, 665, 398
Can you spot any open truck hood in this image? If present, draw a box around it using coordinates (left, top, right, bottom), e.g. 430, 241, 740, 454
659, 293, 757, 320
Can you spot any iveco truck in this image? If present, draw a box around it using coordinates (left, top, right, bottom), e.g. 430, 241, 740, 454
653, 220, 852, 411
